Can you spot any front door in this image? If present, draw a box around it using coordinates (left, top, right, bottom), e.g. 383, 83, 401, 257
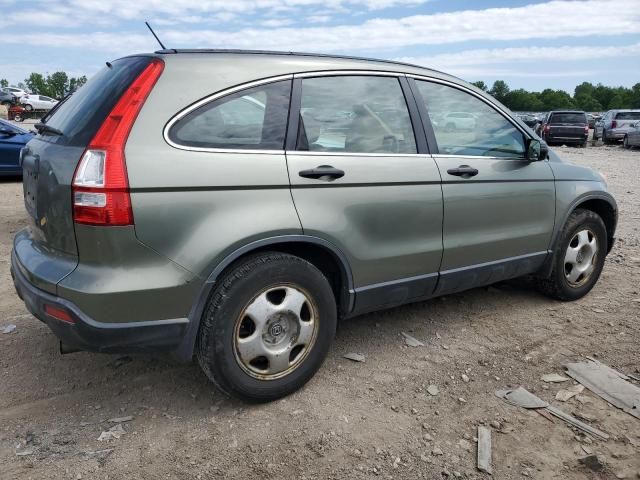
286, 74, 443, 314
410, 78, 555, 295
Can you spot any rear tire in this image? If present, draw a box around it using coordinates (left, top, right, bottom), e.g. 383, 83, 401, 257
536, 209, 607, 301
623, 136, 630, 149
197, 252, 337, 402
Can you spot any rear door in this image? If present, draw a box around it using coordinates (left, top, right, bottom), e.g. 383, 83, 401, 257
286, 73, 443, 313
410, 77, 555, 295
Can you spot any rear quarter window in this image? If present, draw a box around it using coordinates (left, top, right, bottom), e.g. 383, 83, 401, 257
43, 56, 153, 147
168, 80, 292, 150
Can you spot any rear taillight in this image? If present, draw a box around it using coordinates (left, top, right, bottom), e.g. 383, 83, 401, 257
611, 120, 617, 129
72, 59, 164, 226
584, 125, 589, 134
543, 124, 550, 133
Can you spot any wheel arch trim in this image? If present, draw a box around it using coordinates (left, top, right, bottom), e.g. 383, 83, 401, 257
174, 235, 355, 362
539, 191, 618, 278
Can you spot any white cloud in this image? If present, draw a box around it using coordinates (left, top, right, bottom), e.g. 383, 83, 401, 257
398, 43, 640, 74
2, 0, 636, 53
0, 0, 428, 27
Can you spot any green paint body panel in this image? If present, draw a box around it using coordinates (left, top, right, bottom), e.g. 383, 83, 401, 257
10, 51, 617, 356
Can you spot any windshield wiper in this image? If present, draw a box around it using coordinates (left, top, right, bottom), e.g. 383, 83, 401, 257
34, 123, 64, 136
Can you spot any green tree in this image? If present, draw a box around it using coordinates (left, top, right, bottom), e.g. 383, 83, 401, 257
488, 80, 510, 103
25, 73, 49, 96
0, 79, 8, 88
538, 89, 574, 110
23, 71, 89, 98
47, 71, 69, 99
574, 82, 595, 99
471, 80, 488, 92
574, 94, 602, 112
608, 94, 625, 109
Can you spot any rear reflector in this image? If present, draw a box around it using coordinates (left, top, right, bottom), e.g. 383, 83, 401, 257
72, 59, 164, 226
44, 304, 75, 324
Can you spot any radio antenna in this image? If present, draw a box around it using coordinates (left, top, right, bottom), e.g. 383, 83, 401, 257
145, 21, 167, 50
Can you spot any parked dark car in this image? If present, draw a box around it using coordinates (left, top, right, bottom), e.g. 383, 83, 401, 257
0, 118, 33, 176
538, 111, 589, 147
0, 90, 17, 106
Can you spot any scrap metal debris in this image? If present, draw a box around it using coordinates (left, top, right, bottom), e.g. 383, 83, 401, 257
477, 426, 492, 474
108, 416, 133, 423
565, 359, 640, 420
555, 384, 585, 402
541, 373, 569, 383
97, 423, 126, 441
2, 324, 16, 334
495, 387, 609, 440
401, 332, 424, 347
343, 352, 365, 363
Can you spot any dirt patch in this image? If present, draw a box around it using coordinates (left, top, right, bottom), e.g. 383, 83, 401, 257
1, 144, 639, 479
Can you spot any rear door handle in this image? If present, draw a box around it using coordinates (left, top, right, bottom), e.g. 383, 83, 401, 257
447, 165, 478, 177
299, 165, 345, 180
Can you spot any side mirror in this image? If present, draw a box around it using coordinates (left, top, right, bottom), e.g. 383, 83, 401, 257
526, 138, 547, 161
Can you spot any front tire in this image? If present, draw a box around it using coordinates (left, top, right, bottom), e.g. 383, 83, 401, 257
197, 252, 337, 402
536, 209, 607, 301
23, 104, 33, 111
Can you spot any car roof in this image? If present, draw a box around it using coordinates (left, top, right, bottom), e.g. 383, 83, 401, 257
549, 110, 586, 114
154, 48, 448, 74
0, 118, 28, 133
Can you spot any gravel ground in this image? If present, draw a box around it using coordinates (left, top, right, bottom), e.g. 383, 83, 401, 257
0, 143, 639, 480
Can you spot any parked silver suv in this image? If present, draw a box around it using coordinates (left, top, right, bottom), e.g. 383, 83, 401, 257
594, 109, 640, 143
11, 50, 617, 402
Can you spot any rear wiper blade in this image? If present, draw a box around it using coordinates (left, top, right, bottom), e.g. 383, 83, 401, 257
34, 123, 64, 136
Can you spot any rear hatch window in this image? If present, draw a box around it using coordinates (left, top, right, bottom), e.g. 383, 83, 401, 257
43, 57, 153, 147
21, 56, 155, 257
615, 112, 640, 121
549, 113, 586, 124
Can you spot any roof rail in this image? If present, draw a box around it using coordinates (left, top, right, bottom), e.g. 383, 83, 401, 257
154, 48, 448, 76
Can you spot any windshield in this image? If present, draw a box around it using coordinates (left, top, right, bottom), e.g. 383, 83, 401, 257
549, 113, 586, 124
44, 56, 152, 146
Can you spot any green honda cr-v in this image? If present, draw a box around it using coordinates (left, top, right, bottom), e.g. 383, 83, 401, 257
11, 50, 617, 402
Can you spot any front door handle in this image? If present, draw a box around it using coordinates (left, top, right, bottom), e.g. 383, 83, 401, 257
447, 165, 479, 177
299, 165, 345, 180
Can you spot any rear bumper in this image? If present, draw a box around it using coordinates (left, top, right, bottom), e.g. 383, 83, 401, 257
11, 250, 189, 353
608, 129, 629, 139
545, 134, 588, 144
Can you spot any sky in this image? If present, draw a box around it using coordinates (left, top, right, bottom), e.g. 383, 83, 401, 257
0, 0, 639, 93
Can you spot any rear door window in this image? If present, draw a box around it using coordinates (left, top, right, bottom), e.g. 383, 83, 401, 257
44, 56, 153, 147
169, 80, 291, 150
414, 80, 526, 158
296, 75, 417, 154
549, 113, 587, 124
